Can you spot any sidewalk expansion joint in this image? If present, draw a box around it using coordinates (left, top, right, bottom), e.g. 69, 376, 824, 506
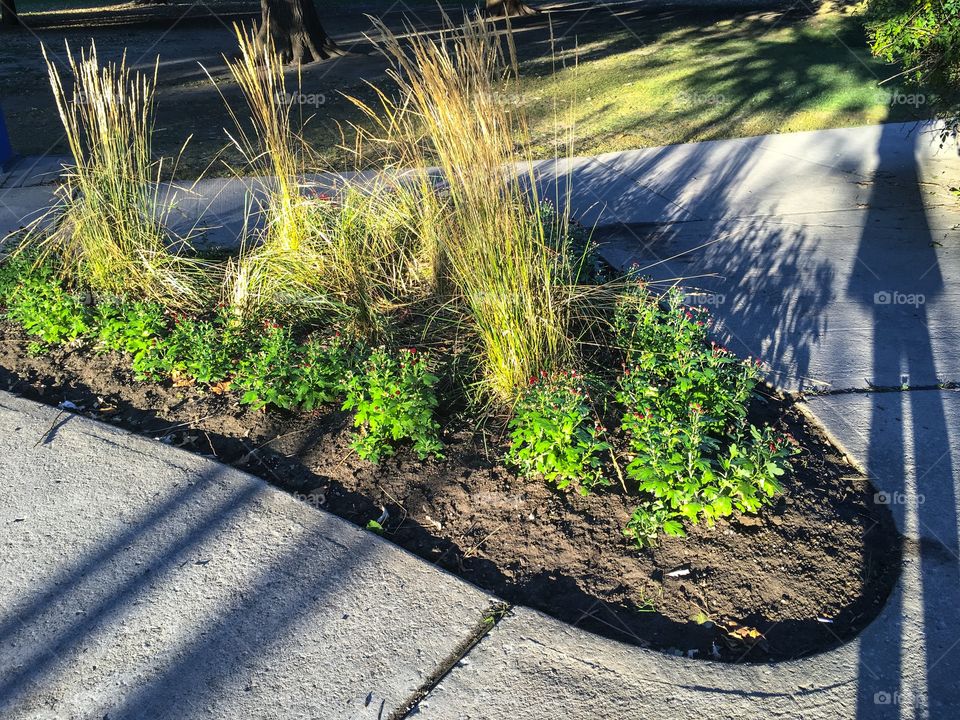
798, 382, 959, 398
392, 601, 511, 720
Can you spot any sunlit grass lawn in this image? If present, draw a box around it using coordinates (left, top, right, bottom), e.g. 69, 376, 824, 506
514, 5, 923, 156
5, 2, 927, 175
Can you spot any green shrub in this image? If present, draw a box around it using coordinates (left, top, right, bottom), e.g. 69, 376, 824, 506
0, 251, 40, 306
5, 265, 92, 349
615, 288, 757, 433
615, 287, 797, 545
292, 332, 363, 410
233, 322, 299, 410
867, 0, 959, 134
234, 325, 360, 411
149, 309, 243, 384
506, 369, 610, 494
343, 347, 443, 463
94, 300, 168, 377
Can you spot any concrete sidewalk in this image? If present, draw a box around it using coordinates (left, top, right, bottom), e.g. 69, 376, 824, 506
0, 393, 497, 720
4, 121, 956, 256
587, 122, 960, 392
2, 379, 958, 719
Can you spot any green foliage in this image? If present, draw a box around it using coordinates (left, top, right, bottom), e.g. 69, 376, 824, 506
506, 369, 610, 495
0, 252, 39, 306
615, 288, 797, 545
94, 300, 167, 377
623, 501, 678, 547
614, 288, 757, 434
5, 264, 91, 348
867, 0, 960, 131
234, 324, 360, 411
294, 332, 363, 410
343, 347, 443, 463
148, 309, 243, 384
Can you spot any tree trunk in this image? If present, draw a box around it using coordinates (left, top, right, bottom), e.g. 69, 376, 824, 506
259, 0, 339, 64
1, 0, 19, 27
485, 0, 538, 17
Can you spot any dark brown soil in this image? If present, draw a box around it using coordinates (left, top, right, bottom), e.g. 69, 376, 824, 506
0, 321, 901, 663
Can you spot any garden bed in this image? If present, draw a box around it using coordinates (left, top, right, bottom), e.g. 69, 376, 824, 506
0, 13, 904, 666
0, 319, 901, 662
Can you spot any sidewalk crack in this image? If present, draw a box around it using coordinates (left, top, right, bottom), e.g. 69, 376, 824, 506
392, 601, 511, 719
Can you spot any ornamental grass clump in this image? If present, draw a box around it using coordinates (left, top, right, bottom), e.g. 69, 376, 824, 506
39, 42, 205, 307
219, 27, 425, 337
217, 24, 325, 321
365, 15, 575, 401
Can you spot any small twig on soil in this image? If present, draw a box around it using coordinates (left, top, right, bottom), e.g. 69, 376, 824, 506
203, 431, 218, 458
586, 396, 628, 494
253, 426, 311, 453
608, 446, 628, 494
334, 447, 354, 468
432, 521, 477, 568
463, 522, 506, 559
34, 408, 66, 448
236, 440, 285, 486
152, 414, 217, 434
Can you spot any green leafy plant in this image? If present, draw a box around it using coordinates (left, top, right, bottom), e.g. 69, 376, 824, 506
233, 321, 300, 409
148, 308, 243, 384
0, 251, 39, 306
5, 265, 92, 349
867, 0, 959, 137
366, 519, 385, 534
292, 332, 363, 410
234, 324, 360, 411
615, 288, 757, 434
506, 369, 610, 494
94, 300, 167, 377
343, 347, 443, 463
616, 287, 797, 545
624, 500, 679, 547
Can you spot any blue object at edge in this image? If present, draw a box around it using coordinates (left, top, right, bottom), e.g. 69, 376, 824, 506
0, 102, 14, 169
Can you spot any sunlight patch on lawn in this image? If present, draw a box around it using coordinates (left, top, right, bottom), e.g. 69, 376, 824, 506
518, 9, 911, 155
